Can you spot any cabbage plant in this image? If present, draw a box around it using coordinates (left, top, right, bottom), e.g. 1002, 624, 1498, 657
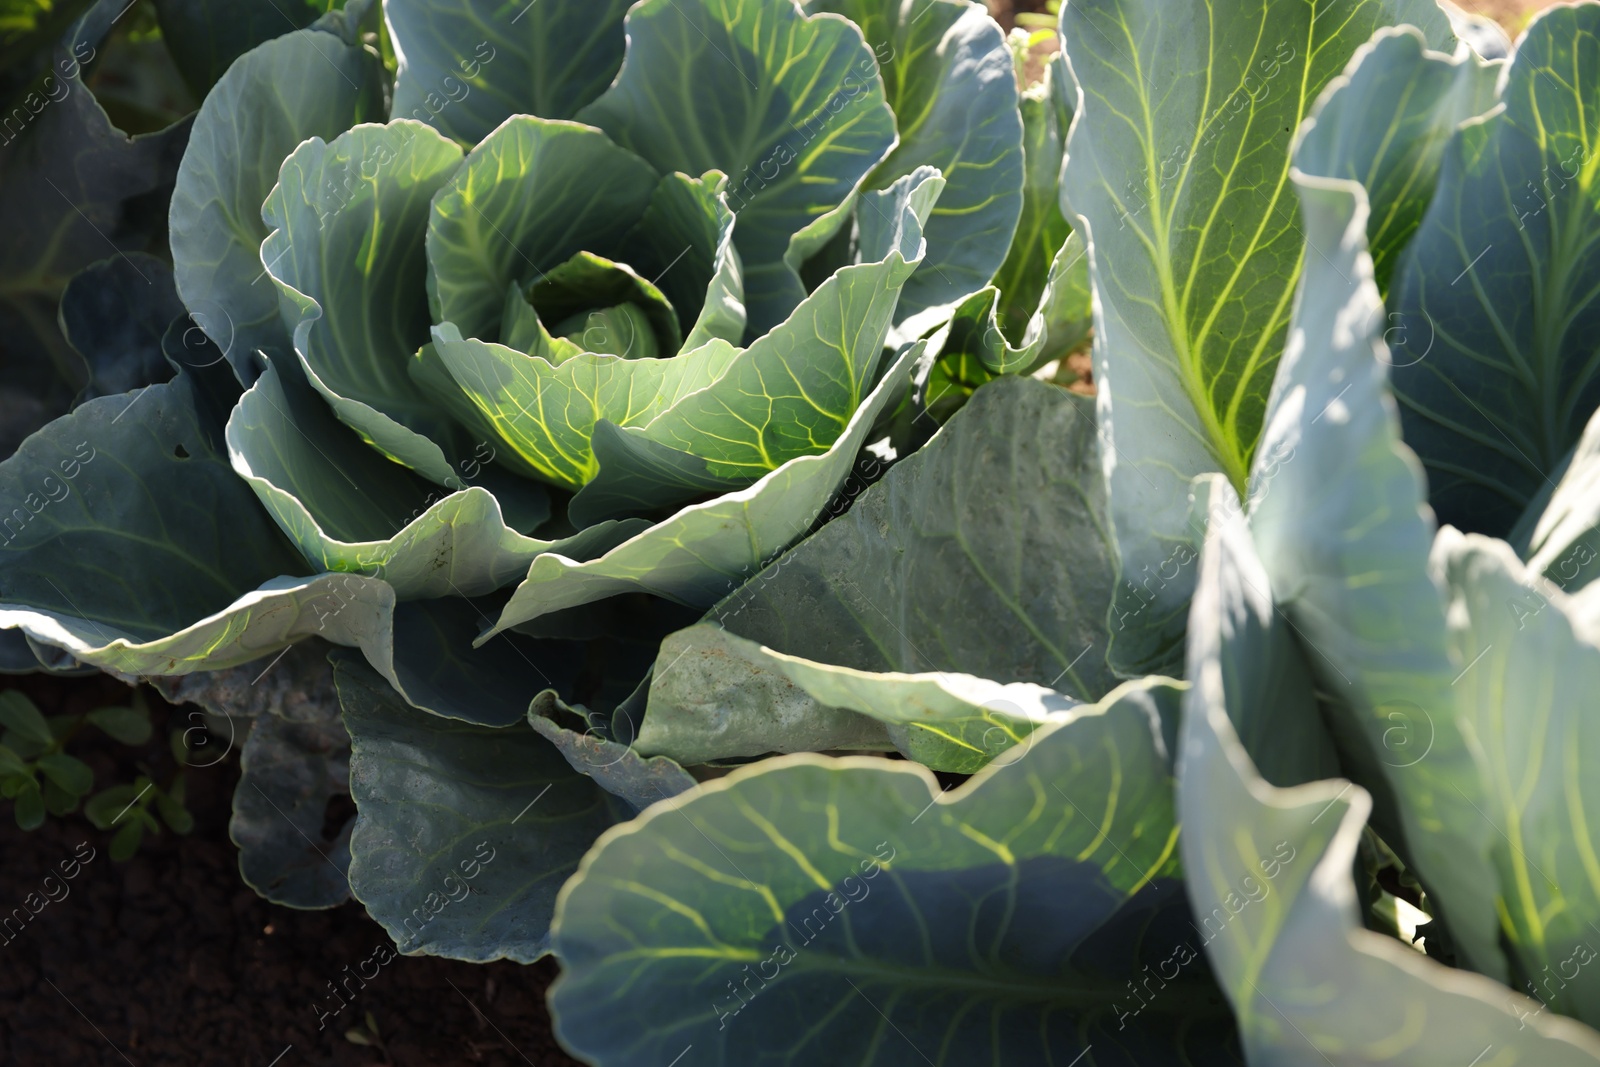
17, 0, 1600, 1064
0, 0, 1097, 985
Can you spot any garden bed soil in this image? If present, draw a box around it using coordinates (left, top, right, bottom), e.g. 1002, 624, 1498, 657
0, 673, 579, 1067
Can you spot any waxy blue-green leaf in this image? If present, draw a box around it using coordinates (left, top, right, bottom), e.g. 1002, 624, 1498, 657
485, 342, 922, 633
645, 625, 1085, 773
527, 690, 695, 814
1248, 173, 1504, 977
339, 654, 621, 962
567, 169, 942, 523
578, 0, 897, 337
358, 596, 589, 729
804, 0, 1023, 327
1433, 530, 1600, 1030
1187, 474, 1337, 789
227, 364, 643, 599
640, 625, 895, 765
169, 25, 381, 375
1059, 0, 1455, 677
1392, 6, 1600, 535
931, 54, 1090, 383
1295, 27, 1500, 298
230, 645, 353, 910
0, 370, 398, 676
1512, 404, 1600, 594
640, 374, 1116, 769
387, 0, 632, 145
263, 121, 467, 484
551, 677, 1242, 1067
933, 231, 1090, 387
1178, 559, 1600, 1065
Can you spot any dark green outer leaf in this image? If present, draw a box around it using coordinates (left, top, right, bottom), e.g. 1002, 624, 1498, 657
527, 690, 695, 814
0, 367, 409, 678
702, 375, 1117, 699
58, 253, 183, 402
1392, 5, 1600, 536
152, 0, 326, 97
387, 0, 633, 144
551, 678, 1242, 1067
363, 596, 584, 728
1058, 0, 1455, 677
169, 26, 381, 376
230, 647, 354, 910
0, 44, 190, 439
0, 373, 308, 642
340, 655, 622, 962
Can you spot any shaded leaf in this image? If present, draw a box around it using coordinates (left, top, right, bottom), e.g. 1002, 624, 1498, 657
261, 120, 467, 483
230, 649, 353, 909
387, 0, 632, 143
1391, 6, 1600, 534
153, 0, 328, 97
551, 678, 1241, 1066
527, 690, 695, 814
35, 751, 91, 796
0, 36, 190, 447
57, 253, 183, 402
1178, 531, 1600, 1065
340, 654, 622, 961
86, 705, 152, 745
0, 690, 50, 745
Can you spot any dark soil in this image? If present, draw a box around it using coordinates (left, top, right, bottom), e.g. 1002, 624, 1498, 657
0, 673, 580, 1067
